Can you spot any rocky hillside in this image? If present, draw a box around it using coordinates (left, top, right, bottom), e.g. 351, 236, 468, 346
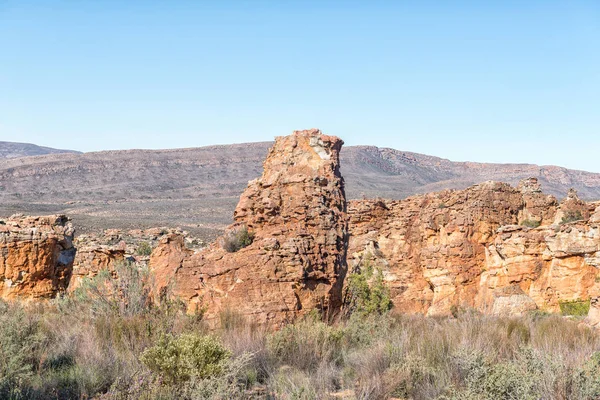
0, 141, 80, 159
345, 146, 600, 200
1, 139, 600, 238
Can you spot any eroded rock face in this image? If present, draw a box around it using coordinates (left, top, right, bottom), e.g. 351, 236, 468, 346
71, 227, 201, 291
0, 214, 75, 299
480, 224, 599, 313
161, 129, 348, 324
553, 188, 592, 225
149, 234, 193, 299
348, 179, 600, 316
4, 131, 600, 326
347, 182, 529, 315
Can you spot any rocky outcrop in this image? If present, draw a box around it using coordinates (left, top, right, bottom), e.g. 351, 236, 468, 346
348, 180, 600, 316
71, 227, 202, 291
3, 131, 600, 326
149, 234, 193, 299
0, 214, 75, 299
347, 182, 527, 315
157, 129, 348, 324
480, 223, 599, 314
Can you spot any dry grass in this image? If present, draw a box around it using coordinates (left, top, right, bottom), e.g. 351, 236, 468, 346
2, 269, 600, 399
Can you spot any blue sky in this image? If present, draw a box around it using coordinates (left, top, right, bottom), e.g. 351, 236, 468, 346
0, 1, 598, 171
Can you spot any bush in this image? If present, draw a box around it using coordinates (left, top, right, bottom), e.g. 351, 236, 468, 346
447, 348, 541, 400
267, 317, 344, 371
67, 262, 152, 317
222, 225, 254, 253
561, 210, 584, 224
520, 219, 541, 228
0, 301, 45, 398
559, 300, 590, 317
136, 241, 153, 256
268, 366, 318, 400
141, 334, 231, 384
4, 286, 600, 398
343, 263, 392, 317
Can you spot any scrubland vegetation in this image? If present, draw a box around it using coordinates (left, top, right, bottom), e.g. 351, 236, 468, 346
2, 263, 600, 399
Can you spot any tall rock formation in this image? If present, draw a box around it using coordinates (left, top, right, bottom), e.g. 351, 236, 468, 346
154, 129, 348, 324
0, 215, 75, 299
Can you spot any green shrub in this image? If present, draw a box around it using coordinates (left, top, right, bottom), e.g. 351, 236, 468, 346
344, 263, 392, 317
222, 225, 254, 253
572, 351, 600, 399
67, 261, 152, 317
136, 241, 153, 256
268, 366, 318, 400
561, 210, 584, 225
448, 349, 541, 400
520, 219, 541, 228
0, 301, 45, 398
267, 317, 344, 371
141, 333, 231, 384
559, 300, 590, 317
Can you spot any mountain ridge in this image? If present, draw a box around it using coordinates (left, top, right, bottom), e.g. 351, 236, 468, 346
1, 139, 599, 238
0, 141, 81, 159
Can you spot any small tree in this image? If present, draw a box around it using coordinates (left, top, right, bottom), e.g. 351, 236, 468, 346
343, 257, 392, 317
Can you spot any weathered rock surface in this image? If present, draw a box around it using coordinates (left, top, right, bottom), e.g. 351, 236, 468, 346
3, 131, 600, 327
480, 223, 599, 314
348, 180, 600, 316
157, 129, 348, 324
347, 182, 527, 315
71, 227, 202, 291
0, 214, 75, 299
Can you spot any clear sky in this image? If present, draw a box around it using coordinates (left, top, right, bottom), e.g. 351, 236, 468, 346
0, 1, 598, 171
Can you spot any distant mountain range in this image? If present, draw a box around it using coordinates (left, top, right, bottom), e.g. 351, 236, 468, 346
1, 139, 599, 238
0, 141, 81, 159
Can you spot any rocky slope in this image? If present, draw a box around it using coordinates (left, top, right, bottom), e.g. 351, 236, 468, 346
0, 141, 80, 159
1, 141, 599, 239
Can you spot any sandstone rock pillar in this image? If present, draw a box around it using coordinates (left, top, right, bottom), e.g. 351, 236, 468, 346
164, 129, 348, 325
